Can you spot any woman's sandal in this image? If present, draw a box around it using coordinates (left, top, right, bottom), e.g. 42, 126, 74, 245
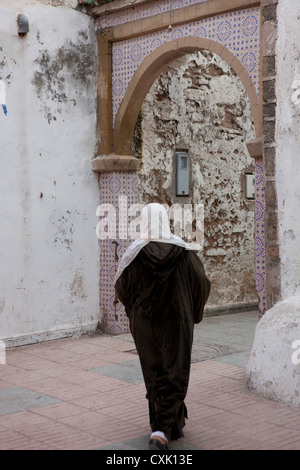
148, 438, 168, 450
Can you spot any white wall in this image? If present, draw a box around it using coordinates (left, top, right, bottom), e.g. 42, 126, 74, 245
0, 1, 100, 345
276, 0, 300, 298
246, 0, 300, 406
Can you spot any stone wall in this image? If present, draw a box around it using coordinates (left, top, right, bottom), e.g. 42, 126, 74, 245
135, 50, 258, 313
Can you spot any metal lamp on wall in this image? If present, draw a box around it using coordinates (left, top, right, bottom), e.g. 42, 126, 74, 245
17, 14, 29, 36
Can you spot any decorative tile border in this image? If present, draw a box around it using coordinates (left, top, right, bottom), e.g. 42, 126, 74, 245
99, 172, 139, 333
97, 6, 260, 124
255, 159, 266, 316
95, 0, 209, 31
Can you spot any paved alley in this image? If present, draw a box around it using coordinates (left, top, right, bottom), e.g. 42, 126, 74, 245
0, 311, 299, 451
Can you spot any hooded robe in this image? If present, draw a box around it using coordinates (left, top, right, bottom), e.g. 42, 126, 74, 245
115, 204, 211, 441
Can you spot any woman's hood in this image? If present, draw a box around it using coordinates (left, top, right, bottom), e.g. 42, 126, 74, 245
139, 242, 186, 282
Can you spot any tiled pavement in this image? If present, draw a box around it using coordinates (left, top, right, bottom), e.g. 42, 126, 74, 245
0, 311, 300, 450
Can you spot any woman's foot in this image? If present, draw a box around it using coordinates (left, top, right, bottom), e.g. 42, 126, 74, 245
148, 431, 168, 450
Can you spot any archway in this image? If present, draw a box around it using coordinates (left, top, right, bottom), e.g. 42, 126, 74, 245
92, 3, 265, 334
132, 47, 258, 315
113, 37, 260, 156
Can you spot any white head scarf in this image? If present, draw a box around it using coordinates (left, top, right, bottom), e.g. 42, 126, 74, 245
114, 203, 192, 283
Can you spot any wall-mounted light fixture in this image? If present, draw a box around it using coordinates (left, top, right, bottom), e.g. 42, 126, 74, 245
245, 173, 255, 200
17, 14, 29, 36
176, 150, 190, 196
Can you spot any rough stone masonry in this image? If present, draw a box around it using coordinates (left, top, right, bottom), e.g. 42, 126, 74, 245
134, 50, 258, 313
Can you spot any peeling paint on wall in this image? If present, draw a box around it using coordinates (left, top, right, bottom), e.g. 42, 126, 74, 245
0, 3, 99, 344
32, 32, 96, 123
135, 50, 258, 312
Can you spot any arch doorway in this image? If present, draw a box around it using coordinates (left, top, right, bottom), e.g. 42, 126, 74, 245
92, 6, 265, 334
113, 37, 261, 156
132, 49, 258, 315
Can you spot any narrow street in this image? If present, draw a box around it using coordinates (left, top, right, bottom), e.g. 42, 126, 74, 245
1, 311, 299, 450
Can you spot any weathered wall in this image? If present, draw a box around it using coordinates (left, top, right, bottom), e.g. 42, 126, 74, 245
136, 50, 258, 312
246, 0, 300, 407
0, 1, 99, 344
276, 0, 300, 299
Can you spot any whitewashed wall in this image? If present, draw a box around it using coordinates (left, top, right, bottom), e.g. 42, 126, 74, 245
0, 1, 99, 345
276, 0, 300, 299
246, 0, 300, 406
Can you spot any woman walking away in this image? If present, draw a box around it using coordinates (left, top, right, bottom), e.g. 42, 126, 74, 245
115, 203, 211, 450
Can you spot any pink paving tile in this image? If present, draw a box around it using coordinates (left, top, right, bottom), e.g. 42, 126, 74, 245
181, 421, 238, 450
186, 387, 226, 403
191, 373, 244, 393
202, 391, 254, 412
97, 423, 149, 444
183, 417, 262, 450
92, 337, 135, 352
1, 319, 299, 450
192, 360, 247, 380
102, 401, 147, 417
59, 409, 116, 432
232, 400, 295, 421
0, 370, 48, 387
277, 439, 300, 450
30, 402, 88, 420
46, 339, 104, 355
15, 418, 77, 442
38, 427, 109, 450
200, 432, 264, 450
30, 363, 81, 378
195, 409, 259, 434
190, 370, 216, 385
253, 426, 300, 447
70, 392, 119, 411
53, 370, 104, 387
100, 402, 149, 429
185, 401, 231, 420
24, 377, 66, 394
57, 407, 146, 444
86, 374, 133, 392
234, 420, 283, 440
43, 383, 97, 402
0, 428, 54, 450
99, 381, 145, 399
0, 364, 20, 379
0, 410, 55, 433
5, 350, 34, 367
267, 410, 300, 430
